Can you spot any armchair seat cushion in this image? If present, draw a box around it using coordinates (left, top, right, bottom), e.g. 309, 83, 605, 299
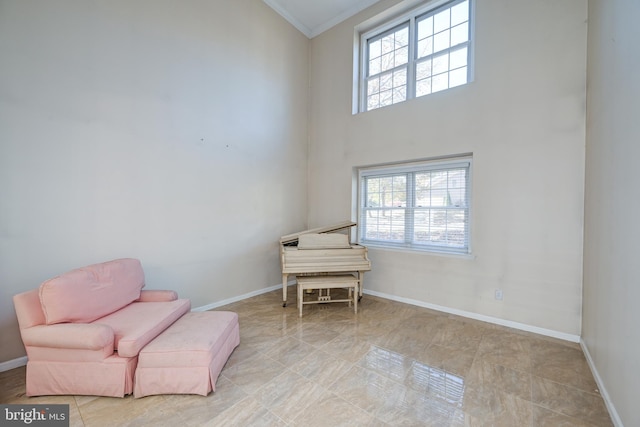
134, 311, 240, 397
94, 299, 191, 358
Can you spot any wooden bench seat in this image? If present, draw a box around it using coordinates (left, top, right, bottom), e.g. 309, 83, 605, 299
296, 274, 359, 317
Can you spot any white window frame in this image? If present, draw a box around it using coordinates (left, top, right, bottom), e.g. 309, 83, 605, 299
358, 0, 474, 113
357, 155, 472, 255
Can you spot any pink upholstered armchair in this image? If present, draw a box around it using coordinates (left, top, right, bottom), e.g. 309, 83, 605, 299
13, 258, 190, 397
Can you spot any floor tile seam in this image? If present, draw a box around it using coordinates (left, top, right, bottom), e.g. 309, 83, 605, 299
211, 393, 284, 427
471, 356, 534, 378
217, 373, 253, 404
531, 373, 603, 397
218, 356, 286, 398
282, 381, 335, 423
316, 330, 363, 350
72, 395, 88, 426
472, 350, 533, 374
297, 355, 359, 391
262, 393, 301, 427
286, 387, 368, 425
354, 356, 436, 398
463, 375, 534, 404
250, 344, 291, 367
266, 334, 315, 356
361, 353, 421, 385
530, 401, 604, 427
529, 389, 611, 425
530, 357, 595, 376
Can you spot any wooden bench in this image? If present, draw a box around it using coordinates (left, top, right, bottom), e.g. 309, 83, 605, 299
296, 274, 359, 317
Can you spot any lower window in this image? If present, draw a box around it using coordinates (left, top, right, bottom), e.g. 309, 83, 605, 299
358, 155, 472, 254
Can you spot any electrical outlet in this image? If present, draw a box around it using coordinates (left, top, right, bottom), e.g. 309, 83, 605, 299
495, 289, 503, 300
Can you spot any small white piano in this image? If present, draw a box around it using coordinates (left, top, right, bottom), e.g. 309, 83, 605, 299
279, 221, 372, 307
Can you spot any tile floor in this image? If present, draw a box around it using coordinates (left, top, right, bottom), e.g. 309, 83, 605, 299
0, 288, 613, 426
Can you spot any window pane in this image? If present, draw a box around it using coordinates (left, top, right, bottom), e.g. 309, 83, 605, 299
451, 1, 469, 26
392, 86, 406, 103
416, 59, 432, 80
448, 169, 466, 188
369, 57, 381, 76
380, 72, 393, 91
367, 175, 407, 207
448, 188, 466, 207
369, 39, 381, 59
364, 208, 406, 242
367, 77, 380, 94
434, 9, 450, 33
381, 34, 394, 54
431, 189, 448, 206
362, 173, 409, 242
415, 172, 431, 206
395, 46, 408, 66
446, 210, 466, 246
416, 78, 432, 97
429, 209, 447, 242
394, 68, 407, 86
381, 52, 394, 72
367, 178, 380, 194
413, 209, 430, 242
433, 29, 450, 53
432, 52, 449, 75
449, 47, 467, 69
431, 171, 448, 188
417, 37, 433, 58
432, 73, 449, 92
367, 94, 380, 110
450, 22, 469, 46
380, 89, 393, 106
449, 67, 467, 87
396, 27, 409, 47
418, 16, 433, 39
392, 175, 407, 206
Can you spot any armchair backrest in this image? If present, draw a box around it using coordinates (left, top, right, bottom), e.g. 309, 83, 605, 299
39, 258, 146, 325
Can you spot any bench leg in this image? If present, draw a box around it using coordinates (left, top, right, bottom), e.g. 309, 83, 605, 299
283, 274, 289, 307
354, 284, 358, 314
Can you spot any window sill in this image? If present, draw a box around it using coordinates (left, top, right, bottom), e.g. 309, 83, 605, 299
363, 242, 476, 260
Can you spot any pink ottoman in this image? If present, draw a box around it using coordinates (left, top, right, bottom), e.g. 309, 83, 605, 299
133, 311, 240, 398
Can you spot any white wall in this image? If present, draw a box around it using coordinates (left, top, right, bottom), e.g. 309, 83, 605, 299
0, 0, 309, 363
583, 0, 640, 425
308, 0, 587, 336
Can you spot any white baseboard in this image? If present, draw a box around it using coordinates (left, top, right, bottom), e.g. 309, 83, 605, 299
580, 339, 624, 427
0, 356, 27, 372
363, 289, 581, 343
192, 281, 296, 312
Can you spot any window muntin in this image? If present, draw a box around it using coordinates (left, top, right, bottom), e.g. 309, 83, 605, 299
359, 158, 471, 254
361, 0, 472, 112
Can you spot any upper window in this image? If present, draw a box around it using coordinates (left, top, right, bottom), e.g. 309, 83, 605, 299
358, 156, 472, 255
360, 0, 472, 112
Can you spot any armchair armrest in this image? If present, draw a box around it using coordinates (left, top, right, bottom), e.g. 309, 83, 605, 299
136, 290, 178, 302
21, 323, 114, 350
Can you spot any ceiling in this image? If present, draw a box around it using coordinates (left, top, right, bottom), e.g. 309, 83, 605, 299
263, 0, 383, 38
